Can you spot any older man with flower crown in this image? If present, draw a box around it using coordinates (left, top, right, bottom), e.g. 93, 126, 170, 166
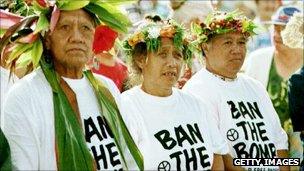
183, 11, 289, 170
1, 0, 142, 170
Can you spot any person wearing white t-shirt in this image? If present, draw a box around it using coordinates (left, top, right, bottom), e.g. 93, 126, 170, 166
183, 11, 289, 171
0, 66, 17, 170
1, 6, 142, 170
121, 16, 230, 171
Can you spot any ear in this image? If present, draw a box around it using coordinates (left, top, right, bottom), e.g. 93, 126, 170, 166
135, 54, 146, 70
45, 33, 52, 50
201, 43, 209, 54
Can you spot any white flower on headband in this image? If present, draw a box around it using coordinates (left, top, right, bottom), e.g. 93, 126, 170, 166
281, 12, 303, 49
147, 26, 161, 39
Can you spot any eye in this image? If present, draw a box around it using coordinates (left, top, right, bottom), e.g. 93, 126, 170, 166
82, 25, 92, 31
158, 53, 167, 58
174, 52, 183, 59
238, 41, 246, 45
224, 41, 232, 45
60, 24, 69, 30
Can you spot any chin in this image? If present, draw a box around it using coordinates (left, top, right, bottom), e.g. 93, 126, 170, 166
164, 80, 177, 88
62, 58, 87, 69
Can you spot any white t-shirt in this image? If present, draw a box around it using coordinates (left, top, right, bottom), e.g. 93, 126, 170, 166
1, 67, 18, 128
121, 86, 229, 170
2, 68, 123, 170
183, 68, 288, 170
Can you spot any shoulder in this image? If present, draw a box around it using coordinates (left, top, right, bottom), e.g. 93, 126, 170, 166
7, 69, 50, 99
238, 73, 267, 93
121, 86, 138, 101
183, 69, 208, 90
174, 88, 209, 111
183, 69, 218, 101
289, 68, 304, 82
239, 73, 264, 86
3, 69, 52, 124
289, 70, 304, 89
93, 73, 120, 94
246, 47, 274, 67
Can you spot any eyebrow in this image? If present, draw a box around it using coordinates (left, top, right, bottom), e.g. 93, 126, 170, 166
220, 36, 247, 41
57, 18, 94, 26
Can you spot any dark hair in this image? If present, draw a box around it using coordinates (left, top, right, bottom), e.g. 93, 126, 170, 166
126, 42, 147, 87
144, 14, 162, 22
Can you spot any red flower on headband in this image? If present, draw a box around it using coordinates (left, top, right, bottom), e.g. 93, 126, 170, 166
93, 25, 118, 54
36, 0, 48, 8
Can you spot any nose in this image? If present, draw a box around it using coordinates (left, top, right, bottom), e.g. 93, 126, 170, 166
231, 43, 243, 54
167, 53, 178, 67
69, 25, 84, 43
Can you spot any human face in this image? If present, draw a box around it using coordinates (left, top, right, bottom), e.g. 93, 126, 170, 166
140, 38, 183, 92
204, 32, 247, 78
46, 9, 95, 69
273, 25, 286, 50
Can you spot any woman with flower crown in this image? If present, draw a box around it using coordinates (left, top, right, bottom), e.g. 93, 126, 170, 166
1, 0, 143, 170
120, 15, 229, 170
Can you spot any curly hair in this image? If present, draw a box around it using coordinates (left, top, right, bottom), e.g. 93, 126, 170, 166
126, 42, 147, 88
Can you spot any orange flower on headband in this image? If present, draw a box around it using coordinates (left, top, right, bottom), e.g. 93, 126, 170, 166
160, 25, 176, 38
127, 32, 145, 47
93, 25, 118, 54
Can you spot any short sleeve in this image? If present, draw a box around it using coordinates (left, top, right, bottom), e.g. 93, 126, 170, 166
254, 80, 288, 150
199, 101, 229, 155
119, 93, 145, 171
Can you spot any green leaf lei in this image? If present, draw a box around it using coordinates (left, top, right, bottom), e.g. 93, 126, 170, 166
123, 19, 195, 65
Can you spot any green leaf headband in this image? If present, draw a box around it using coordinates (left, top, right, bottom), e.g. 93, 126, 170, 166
123, 18, 195, 64
191, 10, 258, 47
0, 0, 131, 72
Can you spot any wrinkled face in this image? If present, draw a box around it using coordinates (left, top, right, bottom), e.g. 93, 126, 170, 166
140, 38, 183, 89
204, 32, 247, 78
273, 24, 286, 50
46, 9, 95, 69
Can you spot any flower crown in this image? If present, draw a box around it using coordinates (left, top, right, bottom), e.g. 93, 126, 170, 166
191, 10, 257, 46
0, 0, 131, 72
123, 17, 195, 63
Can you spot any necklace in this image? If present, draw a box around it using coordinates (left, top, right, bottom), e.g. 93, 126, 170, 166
211, 72, 237, 82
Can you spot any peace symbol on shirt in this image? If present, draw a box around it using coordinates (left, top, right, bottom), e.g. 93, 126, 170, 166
158, 161, 171, 171
226, 128, 239, 141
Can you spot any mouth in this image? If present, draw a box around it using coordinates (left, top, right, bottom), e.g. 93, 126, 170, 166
274, 40, 283, 44
66, 48, 85, 53
162, 71, 177, 78
229, 58, 243, 62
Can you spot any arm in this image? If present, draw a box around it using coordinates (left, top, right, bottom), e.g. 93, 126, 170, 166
2, 90, 40, 170
211, 154, 224, 170
277, 150, 289, 171
222, 154, 245, 171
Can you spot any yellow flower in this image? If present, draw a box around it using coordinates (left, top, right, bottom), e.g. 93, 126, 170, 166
128, 32, 145, 47
160, 25, 176, 38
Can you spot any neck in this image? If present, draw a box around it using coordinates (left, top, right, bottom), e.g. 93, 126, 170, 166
141, 81, 172, 97
274, 49, 303, 79
206, 64, 237, 80
54, 61, 84, 79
